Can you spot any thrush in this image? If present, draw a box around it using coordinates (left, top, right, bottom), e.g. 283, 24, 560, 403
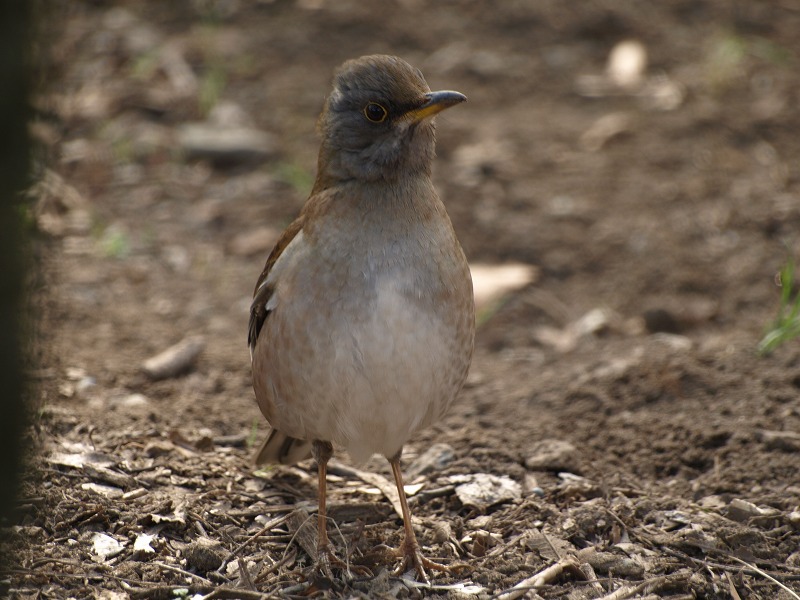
248, 54, 475, 581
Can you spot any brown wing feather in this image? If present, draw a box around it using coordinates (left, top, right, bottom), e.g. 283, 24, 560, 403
247, 215, 305, 353
253, 428, 313, 466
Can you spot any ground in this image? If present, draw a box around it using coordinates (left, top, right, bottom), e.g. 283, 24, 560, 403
5, 1, 800, 598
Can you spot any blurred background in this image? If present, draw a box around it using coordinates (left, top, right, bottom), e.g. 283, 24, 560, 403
11, 0, 800, 596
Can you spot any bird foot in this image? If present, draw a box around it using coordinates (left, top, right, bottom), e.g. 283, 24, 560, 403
315, 544, 371, 579
391, 539, 463, 583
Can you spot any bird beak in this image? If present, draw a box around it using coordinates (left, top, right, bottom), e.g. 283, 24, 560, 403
404, 90, 467, 122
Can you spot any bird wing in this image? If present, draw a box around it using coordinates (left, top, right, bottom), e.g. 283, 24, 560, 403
248, 215, 314, 466
247, 215, 305, 358
253, 428, 313, 466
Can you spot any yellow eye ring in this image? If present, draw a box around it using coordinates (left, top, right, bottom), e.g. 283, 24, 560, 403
364, 102, 388, 123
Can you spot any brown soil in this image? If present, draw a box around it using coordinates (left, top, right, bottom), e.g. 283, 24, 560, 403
6, 1, 800, 598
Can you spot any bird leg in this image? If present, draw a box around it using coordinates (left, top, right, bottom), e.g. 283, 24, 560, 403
388, 452, 452, 583
310, 440, 372, 579
311, 440, 340, 575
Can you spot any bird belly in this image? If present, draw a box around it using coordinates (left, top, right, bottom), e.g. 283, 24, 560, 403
253, 273, 469, 463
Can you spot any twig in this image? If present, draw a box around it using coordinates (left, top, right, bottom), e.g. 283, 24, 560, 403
254, 547, 296, 584
217, 513, 290, 573
236, 556, 256, 590
494, 558, 580, 600
593, 573, 676, 600
154, 561, 212, 584
661, 546, 800, 580
725, 572, 743, 600
729, 556, 800, 600
200, 589, 271, 600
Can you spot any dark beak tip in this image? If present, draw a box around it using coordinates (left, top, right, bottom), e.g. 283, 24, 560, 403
426, 90, 467, 106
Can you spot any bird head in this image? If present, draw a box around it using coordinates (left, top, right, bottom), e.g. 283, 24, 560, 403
315, 55, 466, 185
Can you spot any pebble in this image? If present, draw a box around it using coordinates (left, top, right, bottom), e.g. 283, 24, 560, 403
452, 473, 521, 509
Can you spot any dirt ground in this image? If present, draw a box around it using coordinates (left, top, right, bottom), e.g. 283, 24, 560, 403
5, 1, 800, 598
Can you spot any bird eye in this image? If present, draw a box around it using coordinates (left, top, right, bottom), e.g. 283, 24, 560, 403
363, 102, 388, 123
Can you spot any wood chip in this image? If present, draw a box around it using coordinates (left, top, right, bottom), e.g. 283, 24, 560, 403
142, 335, 205, 380
285, 507, 317, 560
495, 558, 581, 600
470, 263, 538, 313
178, 123, 277, 166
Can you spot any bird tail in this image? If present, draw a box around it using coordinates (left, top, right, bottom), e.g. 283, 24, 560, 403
253, 429, 313, 466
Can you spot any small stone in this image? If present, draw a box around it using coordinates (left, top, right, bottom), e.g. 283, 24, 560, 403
452, 473, 521, 509
787, 511, 800, 528
607, 40, 647, 88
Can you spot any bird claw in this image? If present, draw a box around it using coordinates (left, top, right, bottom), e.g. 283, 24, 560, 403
315, 545, 372, 579
391, 539, 462, 583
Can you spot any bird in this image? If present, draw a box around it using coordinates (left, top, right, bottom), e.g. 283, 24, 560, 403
247, 54, 475, 581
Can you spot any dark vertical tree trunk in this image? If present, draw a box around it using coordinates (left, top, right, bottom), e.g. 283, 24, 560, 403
0, 0, 31, 523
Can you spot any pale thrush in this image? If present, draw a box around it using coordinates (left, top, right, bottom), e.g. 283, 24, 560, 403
248, 54, 475, 580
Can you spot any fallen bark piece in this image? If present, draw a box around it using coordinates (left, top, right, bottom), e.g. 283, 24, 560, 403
576, 547, 644, 577
81, 482, 123, 498
142, 335, 205, 380
185, 536, 225, 572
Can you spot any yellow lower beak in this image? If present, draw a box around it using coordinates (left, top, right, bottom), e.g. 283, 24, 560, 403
405, 90, 467, 122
